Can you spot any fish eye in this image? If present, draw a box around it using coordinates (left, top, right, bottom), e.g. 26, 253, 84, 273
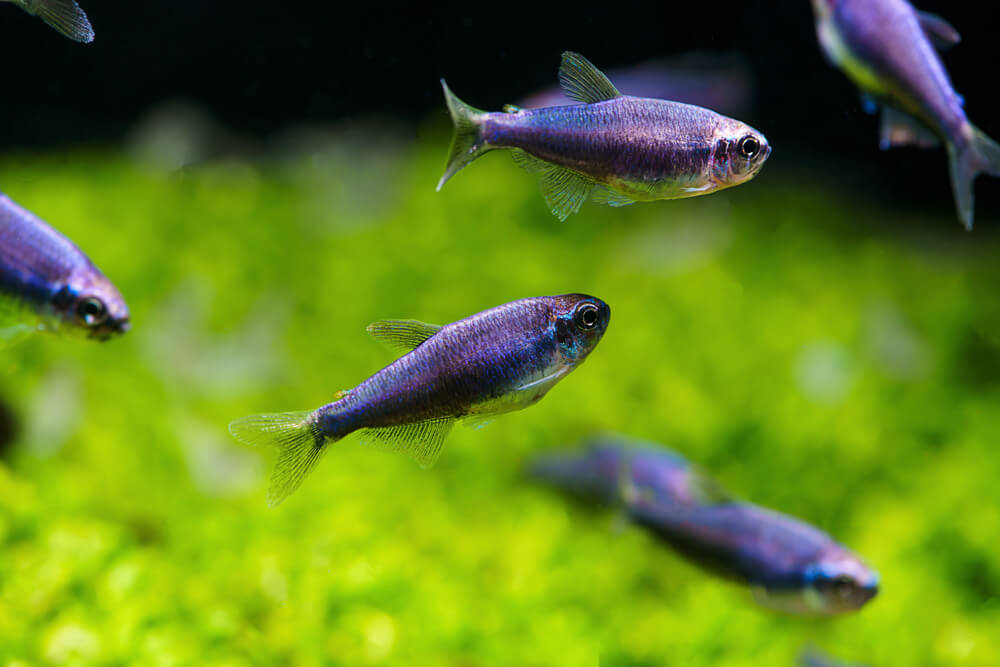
78, 297, 108, 327
575, 303, 600, 330
738, 135, 760, 159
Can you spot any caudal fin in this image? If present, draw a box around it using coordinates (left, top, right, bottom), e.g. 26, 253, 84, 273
948, 124, 1000, 230
437, 79, 489, 191
25, 0, 95, 43
229, 411, 326, 507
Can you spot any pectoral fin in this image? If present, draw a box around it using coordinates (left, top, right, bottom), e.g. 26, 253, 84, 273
366, 319, 442, 353
879, 107, 940, 150
916, 10, 961, 50
591, 185, 637, 208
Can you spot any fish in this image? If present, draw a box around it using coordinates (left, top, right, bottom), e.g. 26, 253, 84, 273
811, 0, 1000, 230
0, 193, 130, 343
230, 294, 611, 506
531, 439, 879, 615
437, 51, 771, 221
1, 0, 94, 43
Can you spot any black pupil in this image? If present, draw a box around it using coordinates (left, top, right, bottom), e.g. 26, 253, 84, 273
741, 137, 759, 157
82, 299, 105, 321
579, 305, 598, 327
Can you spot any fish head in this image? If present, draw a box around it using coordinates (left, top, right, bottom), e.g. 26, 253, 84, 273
711, 120, 771, 187
53, 268, 131, 341
549, 294, 610, 363
800, 549, 880, 614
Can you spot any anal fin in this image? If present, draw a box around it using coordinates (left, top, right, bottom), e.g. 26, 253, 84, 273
511, 150, 595, 220
879, 107, 940, 150
356, 418, 454, 468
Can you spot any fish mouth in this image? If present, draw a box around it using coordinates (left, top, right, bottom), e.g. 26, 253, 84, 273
90, 319, 131, 341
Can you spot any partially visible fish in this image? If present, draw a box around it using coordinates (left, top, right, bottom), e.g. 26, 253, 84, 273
531, 439, 879, 615
437, 51, 770, 221
1, 0, 94, 42
520, 52, 755, 119
0, 193, 129, 343
811, 0, 1000, 229
231, 295, 610, 507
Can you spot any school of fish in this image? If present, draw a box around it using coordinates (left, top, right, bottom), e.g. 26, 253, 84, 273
4, 0, 998, 638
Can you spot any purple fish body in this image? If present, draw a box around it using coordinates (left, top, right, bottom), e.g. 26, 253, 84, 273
231, 295, 610, 506
812, 0, 1000, 229
531, 439, 878, 615
0, 194, 129, 342
437, 52, 770, 220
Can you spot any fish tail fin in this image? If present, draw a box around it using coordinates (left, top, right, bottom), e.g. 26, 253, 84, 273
27, 0, 95, 43
437, 79, 489, 191
228, 411, 328, 507
948, 124, 1000, 231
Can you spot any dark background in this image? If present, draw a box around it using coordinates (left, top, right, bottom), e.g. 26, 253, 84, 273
1, 0, 999, 221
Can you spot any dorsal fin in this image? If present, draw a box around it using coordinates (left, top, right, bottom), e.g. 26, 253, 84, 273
558, 51, 621, 104
916, 10, 961, 50
686, 465, 735, 505
366, 319, 442, 353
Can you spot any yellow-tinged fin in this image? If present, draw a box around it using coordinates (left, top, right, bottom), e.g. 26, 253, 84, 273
356, 418, 454, 468
366, 319, 441, 353
511, 149, 594, 221
558, 52, 621, 104
437, 80, 489, 191
228, 411, 324, 507
685, 465, 736, 506
20, 0, 94, 43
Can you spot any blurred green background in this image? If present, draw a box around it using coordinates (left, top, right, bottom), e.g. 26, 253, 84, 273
1, 124, 999, 666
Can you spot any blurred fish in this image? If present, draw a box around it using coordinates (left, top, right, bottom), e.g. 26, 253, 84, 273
531, 439, 879, 615
811, 0, 1000, 229
437, 51, 770, 221
0, 194, 129, 343
231, 294, 610, 506
520, 52, 755, 119
1, 0, 94, 42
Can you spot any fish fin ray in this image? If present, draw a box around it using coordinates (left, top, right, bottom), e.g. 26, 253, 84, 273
357, 418, 453, 468
591, 185, 637, 207
538, 166, 594, 221
366, 319, 442, 353
948, 124, 1000, 231
916, 10, 961, 50
228, 411, 325, 507
24, 0, 94, 42
461, 414, 493, 430
437, 79, 489, 191
558, 51, 621, 104
686, 465, 736, 505
511, 149, 550, 174
879, 107, 940, 150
